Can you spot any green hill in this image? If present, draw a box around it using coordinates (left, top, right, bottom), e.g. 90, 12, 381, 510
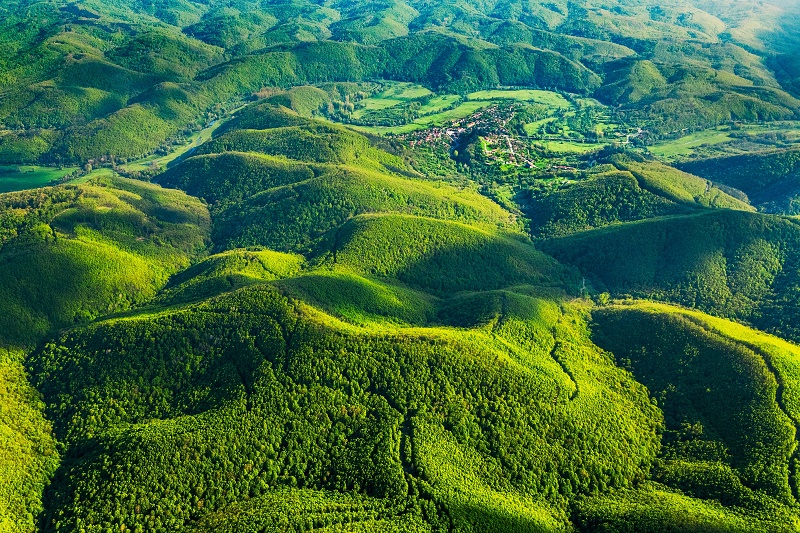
157, 152, 317, 206
29, 283, 661, 532
581, 300, 800, 530
0, 176, 209, 347
158, 248, 305, 304
26, 261, 800, 533
526, 169, 684, 238
541, 209, 800, 342
4, 1, 800, 531
195, 124, 404, 170
213, 103, 314, 135
211, 165, 514, 252
610, 156, 752, 211
524, 155, 752, 238
679, 146, 800, 214
597, 60, 667, 106
331, 214, 569, 294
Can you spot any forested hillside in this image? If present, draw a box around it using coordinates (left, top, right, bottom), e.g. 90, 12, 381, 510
1, 0, 799, 164
2, 0, 800, 532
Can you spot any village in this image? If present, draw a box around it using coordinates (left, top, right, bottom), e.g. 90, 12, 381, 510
398, 101, 643, 173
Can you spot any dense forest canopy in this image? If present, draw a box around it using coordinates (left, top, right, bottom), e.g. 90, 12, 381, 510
2, 1, 800, 532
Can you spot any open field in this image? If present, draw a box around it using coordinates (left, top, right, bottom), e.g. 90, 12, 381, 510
648, 129, 741, 160
414, 100, 492, 126
347, 122, 427, 135
378, 82, 433, 100
0, 165, 79, 193
468, 89, 571, 108
542, 140, 606, 153
348, 100, 494, 135
418, 94, 461, 114
119, 116, 230, 173
346, 86, 578, 135
649, 122, 800, 161
351, 98, 404, 117
351, 83, 434, 120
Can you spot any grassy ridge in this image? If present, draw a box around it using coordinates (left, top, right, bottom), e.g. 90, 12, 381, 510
611, 156, 753, 211
208, 163, 514, 252
158, 249, 305, 304
213, 103, 314, 135
526, 170, 684, 238
332, 215, 569, 294
196, 123, 404, 170
157, 152, 317, 206
525, 155, 751, 238
276, 269, 435, 327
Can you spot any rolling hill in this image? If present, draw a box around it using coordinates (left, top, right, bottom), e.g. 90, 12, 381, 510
541, 209, 800, 342
1, 0, 798, 164
679, 146, 800, 214
2, 1, 800, 532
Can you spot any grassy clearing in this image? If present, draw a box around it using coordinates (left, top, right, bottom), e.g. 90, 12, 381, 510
542, 140, 605, 153
648, 128, 738, 160
351, 98, 404, 119
120, 117, 228, 173
73, 168, 118, 184
0, 165, 79, 193
524, 118, 557, 135
347, 122, 427, 135
417, 94, 461, 114
346, 86, 575, 135
351, 82, 433, 120
414, 101, 492, 126
378, 83, 433, 100
649, 122, 800, 161
346, 100, 492, 135
468, 89, 570, 108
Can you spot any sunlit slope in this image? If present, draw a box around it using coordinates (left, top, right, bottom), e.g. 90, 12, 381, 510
0, 176, 209, 346
29, 263, 800, 532
541, 209, 800, 342
31, 283, 662, 532
525, 154, 753, 238
329, 214, 570, 294
0, 349, 59, 533
579, 300, 800, 532
158, 248, 305, 304
156, 106, 516, 253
